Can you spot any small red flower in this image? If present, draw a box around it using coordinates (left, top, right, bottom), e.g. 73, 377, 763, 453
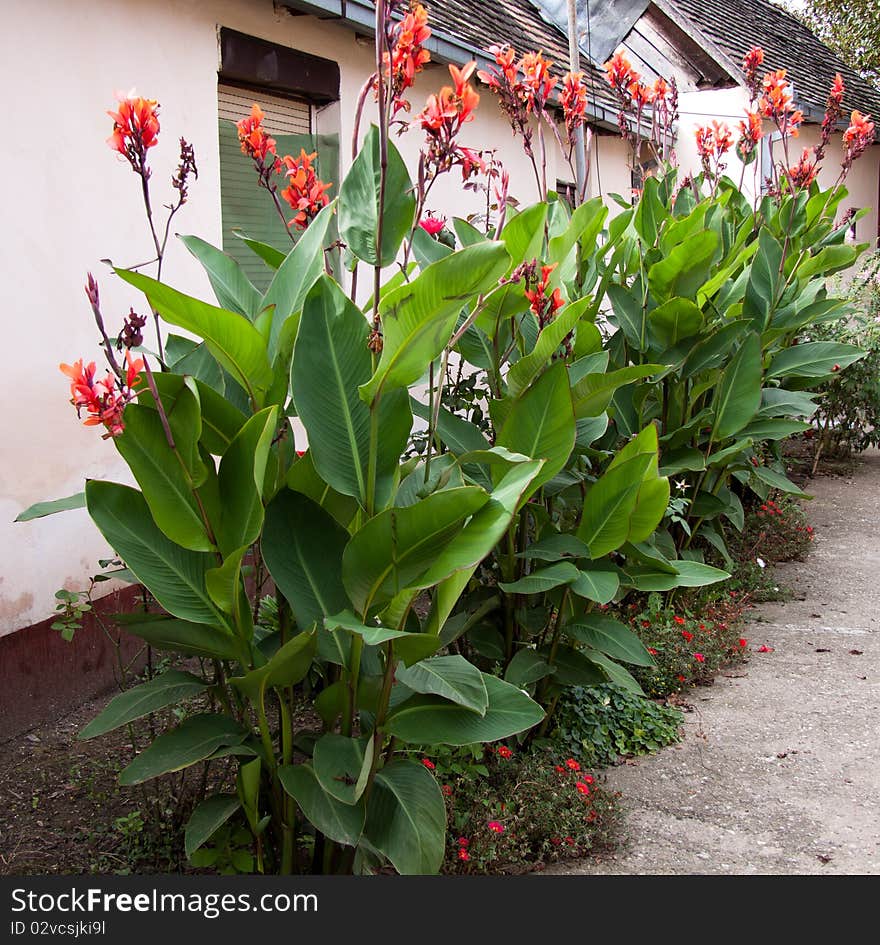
565, 758, 581, 771
641, 620, 651, 628
673, 616, 686, 625
757, 644, 774, 653
739, 638, 748, 648
496, 745, 513, 760
421, 758, 435, 770
647, 647, 658, 656
418, 216, 445, 235
488, 820, 505, 834
693, 652, 706, 663
442, 784, 453, 796
458, 837, 469, 847
677, 674, 686, 682
458, 848, 470, 862
554, 765, 566, 773
583, 775, 594, 784
682, 630, 694, 643
564, 836, 575, 846
551, 836, 562, 846
576, 781, 591, 796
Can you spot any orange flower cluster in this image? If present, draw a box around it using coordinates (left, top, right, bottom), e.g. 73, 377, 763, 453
695, 120, 733, 179
736, 109, 764, 162
385, 1, 431, 108
842, 109, 876, 169
60, 351, 143, 439
417, 62, 484, 182
520, 51, 557, 109
280, 149, 333, 230
107, 93, 160, 173
478, 44, 555, 123
525, 263, 564, 329
759, 69, 803, 136
742, 46, 764, 101
237, 104, 279, 166
560, 71, 588, 140
603, 51, 636, 92
786, 147, 818, 189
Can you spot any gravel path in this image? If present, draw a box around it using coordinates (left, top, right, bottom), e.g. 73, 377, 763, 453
549, 451, 880, 875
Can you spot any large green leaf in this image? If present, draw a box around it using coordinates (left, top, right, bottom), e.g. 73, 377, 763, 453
342, 486, 489, 616
279, 763, 365, 846
539, 644, 607, 686
262, 200, 336, 356
647, 297, 703, 349
339, 127, 414, 267
360, 241, 510, 403
711, 332, 762, 440
85, 481, 225, 627
113, 614, 242, 661
114, 404, 213, 552
766, 342, 864, 381
395, 655, 488, 714
751, 465, 808, 496
216, 407, 278, 555
667, 560, 730, 586
386, 674, 544, 745
681, 320, 749, 378
292, 275, 411, 508
116, 269, 272, 404
324, 611, 441, 666
743, 228, 783, 329
15, 492, 85, 522
571, 364, 662, 418
648, 230, 719, 302
180, 234, 262, 320
80, 670, 209, 740
364, 760, 446, 875
184, 795, 241, 858
231, 630, 317, 702
313, 734, 373, 805
262, 489, 351, 652
565, 615, 655, 666
504, 649, 552, 687
498, 562, 580, 595
120, 714, 249, 785
569, 568, 620, 604
500, 203, 547, 268
496, 361, 575, 498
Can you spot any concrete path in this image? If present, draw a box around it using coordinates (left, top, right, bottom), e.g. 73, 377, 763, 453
551, 451, 880, 875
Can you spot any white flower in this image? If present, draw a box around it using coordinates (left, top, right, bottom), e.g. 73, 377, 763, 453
756, 557, 766, 568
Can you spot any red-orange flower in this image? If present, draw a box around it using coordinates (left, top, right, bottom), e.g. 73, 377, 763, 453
576, 781, 591, 796
628, 80, 654, 109
524, 263, 564, 328
279, 149, 332, 230
521, 51, 556, 110
844, 109, 875, 147
786, 147, 818, 189
416, 62, 483, 182
759, 69, 803, 136
696, 121, 734, 178
603, 51, 637, 92
237, 104, 278, 164
561, 71, 588, 139
737, 109, 764, 161
385, 1, 431, 108
107, 92, 160, 173
60, 350, 143, 439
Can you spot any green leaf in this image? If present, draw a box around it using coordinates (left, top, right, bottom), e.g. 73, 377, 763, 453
386, 674, 544, 745
496, 361, 575, 499
120, 714, 249, 785
292, 275, 411, 508
757, 388, 819, 418
279, 763, 365, 846
667, 560, 730, 586
647, 298, 703, 349
262, 200, 336, 357
80, 669, 209, 740
325, 611, 441, 666
364, 760, 446, 874
180, 234, 262, 320
498, 561, 580, 595
572, 365, 661, 418
712, 332, 762, 440
648, 230, 719, 302
517, 534, 590, 561
504, 649, 552, 687
681, 320, 749, 378
231, 630, 317, 702
766, 342, 864, 381
500, 203, 548, 267
360, 241, 510, 403
15, 492, 85, 523
583, 649, 644, 695
395, 655, 488, 714
743, 228, 783, 329
262, 489, 351, 646
751, 465, 808, 496
565, 615, 655, 666
116, 269, 272, 404
569, 568, 620, 604
113, 614, 242, 661
216, 407, 278, 556
342, 487, 488, 616
114, 404, 213, 552
184, 795, 241, 858
85, 482, 225, 627
339, 127, 414, 267
539, 644, 607, 686
313, 734, 373, 805
235, 233, 286, 270
507, 297, 594, 397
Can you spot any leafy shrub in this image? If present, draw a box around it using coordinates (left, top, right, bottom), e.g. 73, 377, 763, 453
734, 494, 814, 565
626, 594, 749, 697
432, 747, 620, 873
551, 684, 683, 767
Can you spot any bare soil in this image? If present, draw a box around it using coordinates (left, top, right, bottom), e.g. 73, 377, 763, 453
548, 450, 880, 875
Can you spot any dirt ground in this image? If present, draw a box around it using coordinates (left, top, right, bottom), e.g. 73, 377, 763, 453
549, 450, 880, 875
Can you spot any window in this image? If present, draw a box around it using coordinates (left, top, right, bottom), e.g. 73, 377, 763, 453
217, 29, 340, 290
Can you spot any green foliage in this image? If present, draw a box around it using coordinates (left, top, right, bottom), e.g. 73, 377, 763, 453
552, 684, 683, 767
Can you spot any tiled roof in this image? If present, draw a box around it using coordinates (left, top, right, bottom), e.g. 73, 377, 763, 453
666, 0, 880, 119
427, 0, 621, 117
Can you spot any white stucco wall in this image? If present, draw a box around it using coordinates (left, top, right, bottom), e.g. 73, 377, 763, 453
0, 0, 629, 635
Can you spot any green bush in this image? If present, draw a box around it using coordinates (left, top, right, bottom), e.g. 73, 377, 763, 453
551, 684, 683, 767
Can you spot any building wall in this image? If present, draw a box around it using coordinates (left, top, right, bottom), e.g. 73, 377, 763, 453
0, 0, 627, 637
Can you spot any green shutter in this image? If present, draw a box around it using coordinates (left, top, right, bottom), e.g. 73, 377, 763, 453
218, 84, 339, 291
